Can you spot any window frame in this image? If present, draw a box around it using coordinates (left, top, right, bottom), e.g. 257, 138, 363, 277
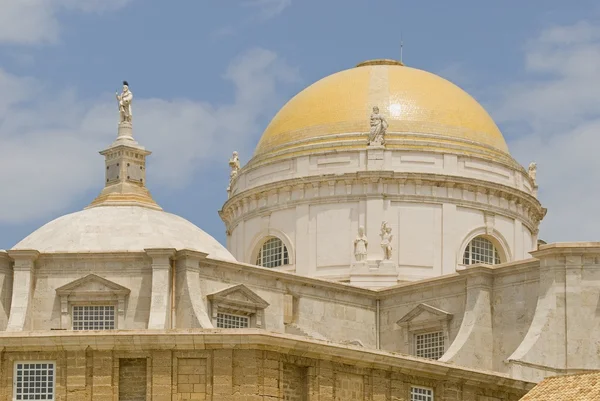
216, 312, 250, 329
13, 361, 56, 401
55, 274, 130, 330
462, 236, 501, 266
413, 330, 445, 360
255, 236, 290, 268
71, 304, 116, 331
410, 386, 434, 401
396, 303, 453, 359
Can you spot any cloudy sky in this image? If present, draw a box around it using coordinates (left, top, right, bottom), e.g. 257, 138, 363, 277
1, 0, 600, 249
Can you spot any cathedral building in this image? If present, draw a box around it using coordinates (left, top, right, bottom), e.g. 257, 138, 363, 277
0, 60, 598, 401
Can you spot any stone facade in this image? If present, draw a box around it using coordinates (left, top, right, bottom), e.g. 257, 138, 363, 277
0, 331, 532, 401
2, 243, 600, 384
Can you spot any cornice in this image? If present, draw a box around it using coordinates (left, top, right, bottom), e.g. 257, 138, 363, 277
220, 171, 545, 233
0, 330, 534, 391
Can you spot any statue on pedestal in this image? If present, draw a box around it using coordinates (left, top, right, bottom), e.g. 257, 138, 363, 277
368, 106, 388, 146
353, 226, 368, 262
380, 221, 393, 260
116, 81, 133, 124
528, 162, 537, 185
227, 151, 241, 196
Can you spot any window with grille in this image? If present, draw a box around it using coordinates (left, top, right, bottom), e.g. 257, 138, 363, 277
415, 331, 445, 360
256, 237, 289, 268
463, 236, 501, 265
216, 313, 249, 328
72, 305, 115, 330
411, 386, 433, 401
14, 362, 55, 401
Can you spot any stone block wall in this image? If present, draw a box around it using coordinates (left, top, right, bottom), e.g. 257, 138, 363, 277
0, 345, 530, 401
118, 358, 147, 401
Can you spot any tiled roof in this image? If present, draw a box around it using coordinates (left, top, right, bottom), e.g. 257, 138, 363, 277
521, 372, 600, 400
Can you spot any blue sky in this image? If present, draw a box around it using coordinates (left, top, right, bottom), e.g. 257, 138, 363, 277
2, 0, 600, 249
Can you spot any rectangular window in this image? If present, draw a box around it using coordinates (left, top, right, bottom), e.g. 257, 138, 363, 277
216, 313, 249, 328
14, 362, 55, 401
72, 305, 115, 330
415, 331, 445, 360
411, 386, 433, 401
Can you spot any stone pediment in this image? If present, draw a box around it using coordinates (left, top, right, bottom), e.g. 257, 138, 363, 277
207, 284, 269, 310
397, 303, 453, 328
56, 274, 130, 297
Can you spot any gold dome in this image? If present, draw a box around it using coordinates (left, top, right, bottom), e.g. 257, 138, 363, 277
253, 59, 512, 165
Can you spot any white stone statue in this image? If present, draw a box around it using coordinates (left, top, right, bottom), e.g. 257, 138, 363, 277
227, 151, 241, 196
353, 226, 368, 262
380, 221, 393, 260
528, 162, 537, 184
368, 106, 388, 146
116, 81, 133, 123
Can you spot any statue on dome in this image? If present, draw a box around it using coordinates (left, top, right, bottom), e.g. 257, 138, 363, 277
528, 162, 537, 185
227, 151, 241, 197
353, 226, 368, 262
368, 106, 388, 146
380, 221, 393, 260
116, 81, 133, 124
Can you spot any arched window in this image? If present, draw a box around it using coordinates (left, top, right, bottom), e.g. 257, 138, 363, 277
256, 237, 289, 268
463, 236, 501, 265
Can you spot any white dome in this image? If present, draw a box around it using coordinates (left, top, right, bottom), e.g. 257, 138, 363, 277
13, 206, 235, 261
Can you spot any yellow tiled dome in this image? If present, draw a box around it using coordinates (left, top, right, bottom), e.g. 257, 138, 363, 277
253, 59, 511, 164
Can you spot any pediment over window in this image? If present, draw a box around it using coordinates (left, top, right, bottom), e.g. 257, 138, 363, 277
56, 274, 131, 297
207, 284, 269, 310
397, 303, 453, 330
207, 285, 269, 328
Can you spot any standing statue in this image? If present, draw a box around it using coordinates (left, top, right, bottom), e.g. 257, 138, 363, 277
380, 221, 393, 260
368, 106, 388, 146
353, 226, 368, 262
528, 162, 537, 184
116, 81, 133, 123
227, 151, 241, 196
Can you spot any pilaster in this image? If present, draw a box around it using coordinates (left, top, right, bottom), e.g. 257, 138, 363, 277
5, 249, 39, 331
441, 203, 457, 275
295, 204, 310, 276
146, 248, 176, 329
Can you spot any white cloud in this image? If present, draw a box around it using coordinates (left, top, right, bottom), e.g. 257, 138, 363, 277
0, 0, 132, 45
0, 48, 299, 223
246, 0, 292, 21
495, 21, 600, 242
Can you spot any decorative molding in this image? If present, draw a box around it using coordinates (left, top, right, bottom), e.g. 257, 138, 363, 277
56, 274, 130, 330
397, 303, 454, 356
207, 284, 270, 329
220, 171, 545, 234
